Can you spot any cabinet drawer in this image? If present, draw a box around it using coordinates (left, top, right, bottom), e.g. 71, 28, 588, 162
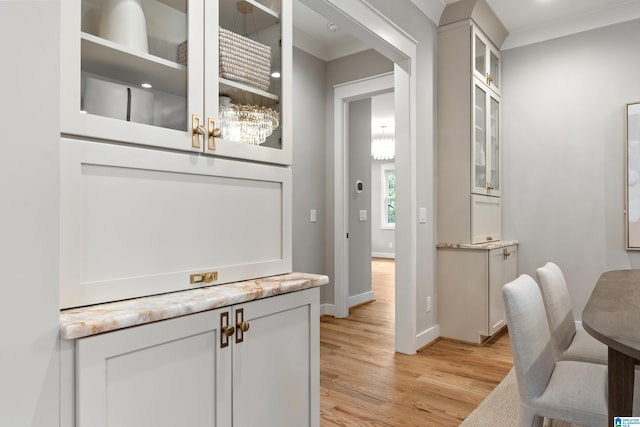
60, 139, 292, 308
471, 194, 501, 244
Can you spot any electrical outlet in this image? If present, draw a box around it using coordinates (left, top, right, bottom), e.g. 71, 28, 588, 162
388, 242, 393, 249
426, 296, 432, 313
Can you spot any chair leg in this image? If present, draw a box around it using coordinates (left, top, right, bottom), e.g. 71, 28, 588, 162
519, 404, 543, 427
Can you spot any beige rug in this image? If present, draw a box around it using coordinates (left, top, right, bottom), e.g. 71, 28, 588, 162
460, 368, 583, 427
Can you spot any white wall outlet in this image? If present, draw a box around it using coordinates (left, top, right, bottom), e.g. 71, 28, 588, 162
388, 242, 393, 249
359, 210, 368, 221
426, 296, 432, 313
310, 209, 317, 223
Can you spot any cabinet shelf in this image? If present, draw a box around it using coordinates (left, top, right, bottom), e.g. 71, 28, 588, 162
81, 32, 186, 96
220, 0, 279, 34
219, 77, 279, 106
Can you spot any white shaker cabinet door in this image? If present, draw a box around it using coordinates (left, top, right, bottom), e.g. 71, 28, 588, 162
60, 138, 292, 308
232, 288, 320, 427
75, 309, 231, 427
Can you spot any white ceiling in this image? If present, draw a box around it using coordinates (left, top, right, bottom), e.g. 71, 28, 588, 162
293, 0, 640, 59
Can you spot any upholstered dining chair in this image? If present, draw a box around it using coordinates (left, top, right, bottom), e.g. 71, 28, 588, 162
502, 274, 638, 427
535, 262, 608, 364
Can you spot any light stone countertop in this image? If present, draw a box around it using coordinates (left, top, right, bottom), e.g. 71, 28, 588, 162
436, 240, 519, 250
60, 272, 329, 340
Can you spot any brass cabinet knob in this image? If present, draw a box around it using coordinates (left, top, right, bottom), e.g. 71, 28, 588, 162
238, 321, 250, 333
222, 325, 235, 337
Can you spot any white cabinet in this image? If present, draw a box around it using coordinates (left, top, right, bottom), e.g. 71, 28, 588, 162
66, 288, 319, 427
60, 139, 292, 308
437, 9, 506, 244
61, 0, 291, 165
437, 243, 517, 344
472, 26, 500, 96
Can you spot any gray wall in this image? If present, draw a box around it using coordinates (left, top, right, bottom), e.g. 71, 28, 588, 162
292, 47, 326, 276
322, 49, 394, 304
348, 99, 373, 299
0, 1, 61, 425
502, 19, 640, 320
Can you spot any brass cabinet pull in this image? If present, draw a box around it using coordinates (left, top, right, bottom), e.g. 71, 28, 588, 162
503, 248, 511, 260
207, 117, 221, 150
235, 308, 249, 344
486, 182, 494, 191
190, 271, 218, 284
192, 114, 205, 148
486, 73, 493, 86
220, 312, 233, 348
486, 236, 493, 241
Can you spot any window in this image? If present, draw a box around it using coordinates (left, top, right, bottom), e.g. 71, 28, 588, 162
381, 164, 395, 229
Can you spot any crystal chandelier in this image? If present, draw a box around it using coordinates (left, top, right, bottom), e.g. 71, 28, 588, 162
371, 125, 395, 160
218, 97, 279, 145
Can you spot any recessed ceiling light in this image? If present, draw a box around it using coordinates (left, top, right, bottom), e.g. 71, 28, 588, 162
141, 83, 152, 89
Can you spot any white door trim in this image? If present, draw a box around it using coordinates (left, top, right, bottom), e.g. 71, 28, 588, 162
300, 0, 418, 354
333, 73, 394, 320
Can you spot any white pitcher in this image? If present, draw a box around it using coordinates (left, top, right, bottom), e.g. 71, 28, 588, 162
99, 0, 149, 53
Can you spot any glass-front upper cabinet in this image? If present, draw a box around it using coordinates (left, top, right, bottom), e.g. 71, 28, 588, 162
60, 0, 291, 165
205, 0, 291, 164
472, 79, 500, 197
472, 26, 500, 95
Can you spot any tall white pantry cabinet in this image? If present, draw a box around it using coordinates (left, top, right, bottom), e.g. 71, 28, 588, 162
57, 0, 320, 426
436, 0, 518, 344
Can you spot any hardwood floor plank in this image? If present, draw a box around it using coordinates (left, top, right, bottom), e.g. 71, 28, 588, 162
320, 258, 513, 426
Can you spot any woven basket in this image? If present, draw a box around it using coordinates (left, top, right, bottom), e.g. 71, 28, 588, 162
219, 27, 271, 91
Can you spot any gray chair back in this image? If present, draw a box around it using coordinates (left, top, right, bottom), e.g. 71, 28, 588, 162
502, 274, 556, 405
535, 262, 577, 358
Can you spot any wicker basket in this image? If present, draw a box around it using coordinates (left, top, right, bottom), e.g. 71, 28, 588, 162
219, 27, 271, 91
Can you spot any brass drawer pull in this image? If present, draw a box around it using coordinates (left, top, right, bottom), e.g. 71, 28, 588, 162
190, 271, 218, 284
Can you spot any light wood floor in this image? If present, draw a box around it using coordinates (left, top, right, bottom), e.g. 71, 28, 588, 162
320, 258, 514, 426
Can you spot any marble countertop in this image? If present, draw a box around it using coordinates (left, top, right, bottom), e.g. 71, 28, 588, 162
436, 240, 518, 250
60, 272, 329, 340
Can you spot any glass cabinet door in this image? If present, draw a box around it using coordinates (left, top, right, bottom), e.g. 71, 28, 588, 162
472, 83, 487, 194
204, 0, 292, 165
489, 95, 500, 195
472, 80, 501, 197
471, 26, 500, 96
61, 0, 203, 152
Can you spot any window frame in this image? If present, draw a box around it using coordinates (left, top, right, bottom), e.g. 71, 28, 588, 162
381, 163, 395, 230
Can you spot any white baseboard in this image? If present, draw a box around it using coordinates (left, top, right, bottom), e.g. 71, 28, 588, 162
348, 291, 375, 308
416, 324, 440, 350
372, 252, 395, 259
320, 303, 336, 317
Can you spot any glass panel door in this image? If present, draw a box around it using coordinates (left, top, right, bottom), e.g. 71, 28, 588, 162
490, 96, 500, 195
74, 0, 198, 146
473, 83, 487, 194
490, 50, 500, 92
474, 34, 486, 77
207, 0, 287, 164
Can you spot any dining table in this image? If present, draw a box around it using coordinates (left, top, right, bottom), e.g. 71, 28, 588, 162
582, 269, 640, 426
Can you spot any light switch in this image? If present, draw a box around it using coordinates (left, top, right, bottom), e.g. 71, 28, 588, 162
310, 209, 317, 223
419, 207, 427, 224
359, 210, 368, 221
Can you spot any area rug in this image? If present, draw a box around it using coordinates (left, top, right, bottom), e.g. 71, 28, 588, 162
460, 368, 582, 426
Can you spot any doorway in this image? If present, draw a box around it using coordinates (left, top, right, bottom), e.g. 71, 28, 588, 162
300, 0, 417, 354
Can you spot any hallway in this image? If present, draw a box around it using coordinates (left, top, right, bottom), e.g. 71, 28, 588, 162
319, 258, 513, 426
